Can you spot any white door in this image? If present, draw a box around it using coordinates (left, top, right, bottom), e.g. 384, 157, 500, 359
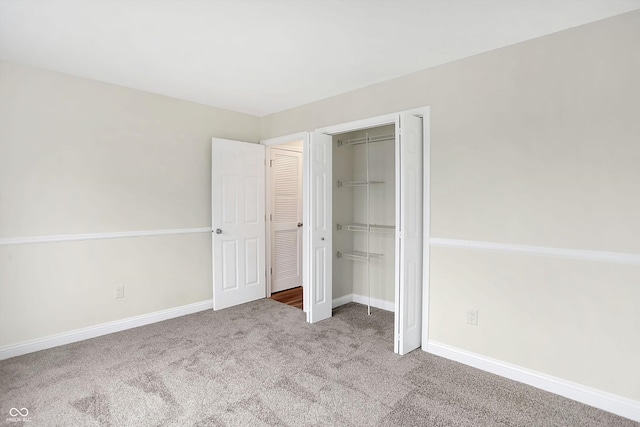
394, 114, 424, 354
270, 148, 303, 293
305, 132, 333, 323
212, 138, 266, 310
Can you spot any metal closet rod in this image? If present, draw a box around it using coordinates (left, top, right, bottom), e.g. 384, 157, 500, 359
337, 133, 395, 146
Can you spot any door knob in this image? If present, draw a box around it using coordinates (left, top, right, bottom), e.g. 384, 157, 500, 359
297, 223, 303, 227
215, 228, 222, 234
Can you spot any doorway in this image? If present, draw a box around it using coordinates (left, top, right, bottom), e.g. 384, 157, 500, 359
266, 139, 304, 310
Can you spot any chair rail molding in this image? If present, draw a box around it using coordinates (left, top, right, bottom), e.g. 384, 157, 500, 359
430, 238, 640, 266
0, 227, 213, 246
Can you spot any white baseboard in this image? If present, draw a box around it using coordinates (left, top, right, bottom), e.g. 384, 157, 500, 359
426, 341, 640, 422
332, 293, 395, 312
0, 300, 213, 361
332, 294, 353, 308
352, 294, 395, 312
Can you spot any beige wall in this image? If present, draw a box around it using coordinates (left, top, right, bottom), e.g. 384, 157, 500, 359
261, 10, 640, 401
0, 61, 260, 346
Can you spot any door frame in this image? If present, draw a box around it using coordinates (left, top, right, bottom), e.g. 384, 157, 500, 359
314, 107, 431, 349
261, 132, 308, 307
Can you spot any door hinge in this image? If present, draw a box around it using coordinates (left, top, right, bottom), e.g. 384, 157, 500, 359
270, 214, 272, 221
270, 268, 272, 275
270, 159, 273, 167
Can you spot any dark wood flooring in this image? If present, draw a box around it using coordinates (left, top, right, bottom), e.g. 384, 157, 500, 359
270, 286, 303, 310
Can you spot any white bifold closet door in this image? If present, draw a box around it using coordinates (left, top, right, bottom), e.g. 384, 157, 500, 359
394, 113, 423, 355
305, 131, 333, 323
270, 148, 303, 293
211, 138, 266, 310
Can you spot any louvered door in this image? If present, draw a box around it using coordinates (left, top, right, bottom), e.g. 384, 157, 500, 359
270, 148, 303, 293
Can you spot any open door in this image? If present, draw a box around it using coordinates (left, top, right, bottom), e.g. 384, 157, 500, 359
212, 138, 266, 310
395, 114, 423, 355
305, 131, 333, 323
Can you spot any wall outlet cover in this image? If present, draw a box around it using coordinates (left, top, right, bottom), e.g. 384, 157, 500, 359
467, 308, 478, 326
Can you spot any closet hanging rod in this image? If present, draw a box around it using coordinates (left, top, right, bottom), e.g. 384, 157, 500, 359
337, 133, 395, 147
336, 251, 383, 262
337, 180, 384, 188
336, 223, 395, 233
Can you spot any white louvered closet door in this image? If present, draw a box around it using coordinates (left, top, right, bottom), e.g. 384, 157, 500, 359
270, 148, 303, 293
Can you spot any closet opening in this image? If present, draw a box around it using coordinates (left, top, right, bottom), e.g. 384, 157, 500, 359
332, 125, 396, 316
306, 108, 427, 355
266, 139, 305, 311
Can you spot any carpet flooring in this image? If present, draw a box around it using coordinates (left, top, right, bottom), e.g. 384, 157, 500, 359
0, 300, 635, 426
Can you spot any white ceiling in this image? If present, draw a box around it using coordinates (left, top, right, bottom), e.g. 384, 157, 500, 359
1, 0, 639, 117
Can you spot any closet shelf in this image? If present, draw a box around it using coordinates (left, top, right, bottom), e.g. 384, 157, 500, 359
337, 180, 384, 187
337, 133, 395, 147
337, 223, 395, 234
337, 251, 383, 262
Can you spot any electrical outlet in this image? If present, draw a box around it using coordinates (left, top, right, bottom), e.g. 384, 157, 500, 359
467, 308, 478, 326
115, 285, 124, 299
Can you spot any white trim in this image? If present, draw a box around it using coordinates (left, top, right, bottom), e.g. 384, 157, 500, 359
266, 145, 273, 297
353, 294, 394, 312
332, 293, 395, 312
261, 131, 307, 147
426, 341, 640, 422
315, 107, 430, 136
0, 227, 212, 246
421, 109, 431, 351
272, 145, 303, 153
302, 132, 311, 316
315, 113, 397, 135
0, 300, 213, 361
332, 294, 353, 308
430, 237, 640, 266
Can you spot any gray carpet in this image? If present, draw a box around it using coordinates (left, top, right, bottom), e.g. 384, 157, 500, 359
0, 300, 635, 426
